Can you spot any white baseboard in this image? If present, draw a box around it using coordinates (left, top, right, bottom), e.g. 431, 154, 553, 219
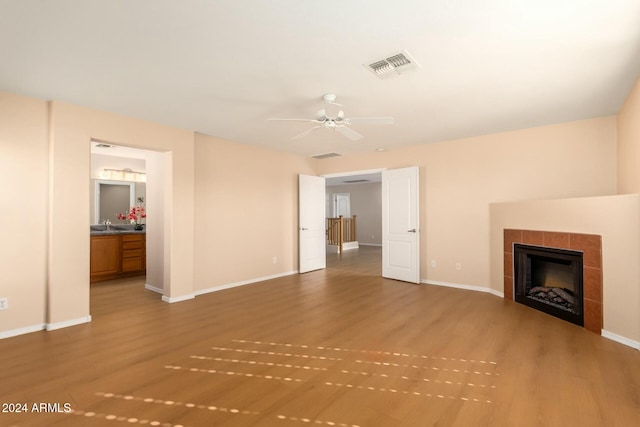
145, 283, 164, 294
0, 323, 46, 340
424, 281, 639, 351
488, 288, 505, 298
359, 243, 382, 247
342, 241, 359, 251
46, 315, 92, 331
423, 279, 503, 297
602, 330, 640, 350
161, 294, 195, 304
160, 270, 298, 302
195, 270, 298, 296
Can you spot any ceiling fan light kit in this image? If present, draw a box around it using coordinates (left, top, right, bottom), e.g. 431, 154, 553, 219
268, 93, 394, 141
322, 93, 341, 106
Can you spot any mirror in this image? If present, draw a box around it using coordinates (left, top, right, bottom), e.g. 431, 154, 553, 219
94, 180, 135, 224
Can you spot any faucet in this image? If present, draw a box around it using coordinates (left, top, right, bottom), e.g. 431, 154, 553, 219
102, 219, 111, 231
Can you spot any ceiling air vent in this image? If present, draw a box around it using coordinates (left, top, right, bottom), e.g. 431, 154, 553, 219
311, 152, 342, 160
365, 50, 419, 79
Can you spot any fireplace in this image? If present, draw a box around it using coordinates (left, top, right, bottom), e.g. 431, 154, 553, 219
504, 229, 603, 334
513, 244, 584, 326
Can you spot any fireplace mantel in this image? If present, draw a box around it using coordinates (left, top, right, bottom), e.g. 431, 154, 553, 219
504, 229, 603, 334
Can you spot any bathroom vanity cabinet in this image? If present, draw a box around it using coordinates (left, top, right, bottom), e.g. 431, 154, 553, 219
90, 232, 146, 282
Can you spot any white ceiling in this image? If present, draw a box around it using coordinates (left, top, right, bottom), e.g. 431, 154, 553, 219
2, 1, 639, 157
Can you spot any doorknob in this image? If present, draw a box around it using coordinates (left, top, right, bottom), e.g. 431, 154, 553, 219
408, 228, 417, 233
300, 227, 308, 231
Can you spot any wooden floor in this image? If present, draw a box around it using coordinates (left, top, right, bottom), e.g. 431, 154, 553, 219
1, 246, 639, 426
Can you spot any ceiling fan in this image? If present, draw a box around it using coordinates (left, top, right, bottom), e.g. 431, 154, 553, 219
268, 94, 394, 141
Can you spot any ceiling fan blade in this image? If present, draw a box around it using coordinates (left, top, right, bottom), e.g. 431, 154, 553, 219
268, 118, 320, 123
344, 117, 394, 125
335, 125, 363, 141
291, 125, 322, 140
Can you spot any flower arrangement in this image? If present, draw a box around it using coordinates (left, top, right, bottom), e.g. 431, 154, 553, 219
118, 206, 146, 228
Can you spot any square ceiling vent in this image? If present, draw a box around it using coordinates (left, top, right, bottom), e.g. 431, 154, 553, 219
365, 50, 420, 79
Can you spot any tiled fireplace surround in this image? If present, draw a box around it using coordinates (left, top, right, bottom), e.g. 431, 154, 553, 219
504, 229, 603, 334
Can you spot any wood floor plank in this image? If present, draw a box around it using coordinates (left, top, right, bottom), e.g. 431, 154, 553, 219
0, 246, 638, 426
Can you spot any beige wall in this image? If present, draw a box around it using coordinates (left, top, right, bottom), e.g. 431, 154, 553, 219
49, 101, 195, 311
617, 77, 640, 194
317, 117, 618, 287
193, 133, 316, 291
0, 92, 48, 334
2, 89, 318, 336
145, 150, 166, 292
327, 182, 382, 245
489, 195, 640, 342
0, 91, 196, 336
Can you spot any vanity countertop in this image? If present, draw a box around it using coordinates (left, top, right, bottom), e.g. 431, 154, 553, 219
90, 230, 146, 236
90, 225, 146, 236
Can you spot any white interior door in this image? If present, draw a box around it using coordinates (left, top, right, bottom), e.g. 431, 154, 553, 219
334, 193, 351, 217
382, 166, 420, 283
299, 174, 326, 273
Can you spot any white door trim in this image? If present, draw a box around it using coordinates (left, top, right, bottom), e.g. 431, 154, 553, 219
322, 168, 386, 180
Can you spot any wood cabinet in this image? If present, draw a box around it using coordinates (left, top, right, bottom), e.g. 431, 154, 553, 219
90, 233, 146, 283
90, 235, 120, 279
121, 234, 145, 273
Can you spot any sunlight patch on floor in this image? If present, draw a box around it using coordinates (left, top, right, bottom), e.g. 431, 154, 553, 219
76, 338, 500, 426
71, 408, 188, 426
189, 354, 328, 371
94, 392, 258, 415
163, 364, 303, 382
211, 345, 343, 361
233, 339, 498, 365
354, 359, 499, 376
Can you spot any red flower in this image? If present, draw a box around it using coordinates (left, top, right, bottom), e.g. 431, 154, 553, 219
118, 206, 146, 224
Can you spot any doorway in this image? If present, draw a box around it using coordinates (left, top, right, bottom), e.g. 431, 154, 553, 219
90, 141, 165, 312
319, 167, 420, 283
324, 170, 383, 274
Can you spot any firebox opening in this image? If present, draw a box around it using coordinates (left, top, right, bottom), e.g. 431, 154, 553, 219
514, 244, 584, 327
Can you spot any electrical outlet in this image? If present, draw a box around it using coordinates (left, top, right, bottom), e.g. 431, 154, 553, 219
272, 256, 278, 264
455, 262, 462, 271
431, 260, 437, 268
0, 297, 8, 310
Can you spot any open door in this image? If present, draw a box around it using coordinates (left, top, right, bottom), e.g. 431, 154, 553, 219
299, 174, 326, 273
382, 166, 420, 283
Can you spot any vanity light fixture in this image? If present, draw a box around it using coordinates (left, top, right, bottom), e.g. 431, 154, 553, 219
100, 168, 147, 182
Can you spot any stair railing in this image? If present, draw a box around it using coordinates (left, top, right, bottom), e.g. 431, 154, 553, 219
326, 215, 357, 253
